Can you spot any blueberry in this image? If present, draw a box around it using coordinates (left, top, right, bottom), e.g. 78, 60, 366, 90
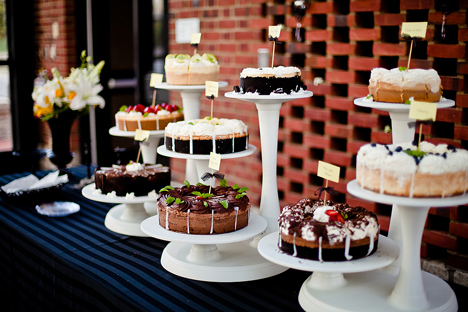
395, 146, 402, 152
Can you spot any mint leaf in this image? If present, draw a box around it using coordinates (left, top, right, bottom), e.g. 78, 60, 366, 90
143, 113, 149, 117
119, 105, 128, 112
202, 193, 214, 198
159, 185, 174, 192
175, 198, 184, 204
189, 122, 194, 125
366, 94, 372, 99
203, 201, 208, 208
235, 192, 246, 199
220, 178, 228, 188
192, 191, 202, 196
220, 200, 229, 209
404, 149, 426, 157
399, 66, 408, 71
232, 184, 240, 190
183, 180, 191, 187
196, 182, 205, 186
166, 196, 175, 204
404, 99, 411, 105
237, 187, 249, 193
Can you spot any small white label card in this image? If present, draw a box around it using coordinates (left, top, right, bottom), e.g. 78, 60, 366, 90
409, 101, 437, 121
191, 33, 202, 44
269, 25, 281, 38
401, 22, 428, 38
134, 129, 150, 142
208, 152, 221, 171
205, 81, 219, 98
149, 73, 163, 87
317, 161, 340, 183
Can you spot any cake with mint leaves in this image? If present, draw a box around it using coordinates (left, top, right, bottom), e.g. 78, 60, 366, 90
368, 67, 442, 103
165, 53, 219, 85
115, 103, 183, 131
157, 179, 250, 234
356, 141, 468, 197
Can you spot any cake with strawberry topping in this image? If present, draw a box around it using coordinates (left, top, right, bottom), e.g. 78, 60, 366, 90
115, 103, 184, 131
157, 179, 250, 234
278, 199, 380, 261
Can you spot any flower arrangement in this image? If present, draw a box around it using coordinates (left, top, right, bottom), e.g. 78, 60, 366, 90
32, 51, 105, 121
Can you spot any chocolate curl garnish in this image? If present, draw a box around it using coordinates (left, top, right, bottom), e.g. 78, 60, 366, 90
314, 186, 340, 200
408, 119, 434, 128
206, 94, 215, 100
200, 172, 225, 182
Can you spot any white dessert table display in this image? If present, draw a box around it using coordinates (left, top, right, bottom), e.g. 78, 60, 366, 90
154, 82, 228, 184
225, 91, 313, 234
354, 97, 455, 269
109, 127, 164, 165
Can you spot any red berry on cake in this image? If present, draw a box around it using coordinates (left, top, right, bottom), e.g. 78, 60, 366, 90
133, 104, 145, 113
125, 105, 134, 113
143, 106, 155, 114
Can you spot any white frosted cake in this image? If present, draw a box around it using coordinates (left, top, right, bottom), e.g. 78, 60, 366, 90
165, 53, 219, 85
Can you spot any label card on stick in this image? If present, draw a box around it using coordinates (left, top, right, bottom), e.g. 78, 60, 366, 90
205, 81, 219, 98
269, 25, 281, 39
317, 161, 340, 183
409, 101, 437, 121
401, 22, 428, 38
149, 73, 163, 87
209, 152, 221, 171
191, 33, 201, 44
134, 129, 150, 142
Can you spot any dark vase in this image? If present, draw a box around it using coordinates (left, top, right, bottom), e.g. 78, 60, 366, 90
46, 109, 78, 172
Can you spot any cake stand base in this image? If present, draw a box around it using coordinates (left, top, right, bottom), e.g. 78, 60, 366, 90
298, 270, 457, 312
105, 203, 154, 237
161, 240, 288, 282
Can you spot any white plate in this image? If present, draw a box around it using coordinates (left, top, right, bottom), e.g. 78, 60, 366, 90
153, 81, 228, 91
35, 201, 80, 217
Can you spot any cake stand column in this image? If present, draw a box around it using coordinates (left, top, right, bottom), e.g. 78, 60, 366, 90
140, 136, 162, 164
255, 102, 283, 233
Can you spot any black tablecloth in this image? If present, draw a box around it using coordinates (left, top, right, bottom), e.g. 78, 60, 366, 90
0, 166, 309, 312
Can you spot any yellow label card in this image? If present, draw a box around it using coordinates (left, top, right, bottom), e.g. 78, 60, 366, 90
191, 33, 202, 44
205, 81, 219, 98
134, 129, 150, 141
209, 152, 221, 170
401, 22, 428, 38
409, 101, 437, 121
269, 25, 281, 38
149, 73, 163, 87
317, 161, 340, 183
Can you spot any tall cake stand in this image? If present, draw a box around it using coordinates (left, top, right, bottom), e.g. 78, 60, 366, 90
354, 97, 455, 268
258, 232, 400, 311
347, 180, 467, 312
225, 91, 313, 234
154, 82, 228, 184
109, 127, 164, 165
82, 183, 160, 237
140, 214, 283, 282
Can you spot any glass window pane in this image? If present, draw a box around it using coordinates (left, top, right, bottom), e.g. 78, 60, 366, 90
0, 0, 7, 60
0, 65, 11, 152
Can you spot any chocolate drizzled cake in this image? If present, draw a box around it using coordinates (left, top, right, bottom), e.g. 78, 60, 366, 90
237, 66, 306, 95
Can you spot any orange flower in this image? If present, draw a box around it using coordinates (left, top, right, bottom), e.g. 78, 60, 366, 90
33, 102, 54, 118
68, 91, 76, 100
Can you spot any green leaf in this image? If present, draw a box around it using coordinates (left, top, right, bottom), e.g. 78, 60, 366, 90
220, 200, 229, 209
237, 187, 249, 193
166, 196, 175, 204
399, 66, 408, 71
192, 191, 202, 196
188, 122, 194, 125
220, 178, 228, 188
183, 180, 191, 187
404, 99, 411, 105
203, 201, 208, 208
341, 212, 348, 220
175, 198, 184, 204
119, 105, 128, 112
202, 193, 214, 198
404, 149, 426, 157
143, 112, 149, 117
232, 184, 240, 190
159, 185, 175, 193
235, 192, 246, 199
196, 182, 205, 186
366, 94, 372, 99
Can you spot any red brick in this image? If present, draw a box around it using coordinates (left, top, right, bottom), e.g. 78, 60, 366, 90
457, 62, 468, 75
422, 230, 457, 251
327, 43, 356, 55
309, 84, 333, 96
436, 108, 463, 123
349, 28, 381, 41
305, 29, 332, 42
400, 59, 435, 69
427, 44, 466, 59
284, 193, 307, 205
371, 132, 392, 144
327, 15, 352, 27
348, 84, 369, 98
448, 221, 468, 239
459, 28, 468, 42
266, 4, 287, 15
285, 16, 311, 28
325, 97, 355, 111
374, 14, 406, 26
324, 150, 353, 167
429, 12, 467, 25
325, 70, 356, 84
456, 94, 468, 108
304, 159, 319, 174
308, 2, 333, 14
304, 107, 332, 122
286, 43, 311, 54
277, 154, 290, 167
303, 133, 331, 149
447, 252, 468, 271
440, 76, 463, 91
454, 125, 468, 140
325, 124, 353, 139
373, 43, 407, 56
350, 0, 382, 12
345, 167, 356, 180
347, 140, 367, 154
349, 57, 382, 71
249, 18, 272, 29
283, 143, 309, 158
284, 167, 309, 184
305, 56, 333, 68
283, 118, 310, 132
401, 0, 436, 10
348, 113, 379, 128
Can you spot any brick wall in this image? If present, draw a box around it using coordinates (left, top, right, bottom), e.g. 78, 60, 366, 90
167, 0, 468, 281
34, 0, 81, 168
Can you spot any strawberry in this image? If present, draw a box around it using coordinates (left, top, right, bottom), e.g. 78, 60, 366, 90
161, 102, 169, 109
336, 214, 345, 223
154, 104, 162, 113
325, 210, 338, 217
169, 104, 178, 112
144, 106, 155, 114
125, 105, 134, 113
134, 104, 145, 113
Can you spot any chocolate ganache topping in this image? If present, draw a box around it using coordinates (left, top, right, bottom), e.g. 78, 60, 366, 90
158, 180, 250, 215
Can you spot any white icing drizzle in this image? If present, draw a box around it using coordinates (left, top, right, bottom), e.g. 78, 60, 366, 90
409, 171, 415, 198
137, 116, 141, 129
231, 129, 235, 152
366, 234, 375, 256
124, 116, 127, 131
156, 115, 159, 130
278, 231, 282, 248
234, 206, 239, 230
212, 133, 216, 153
165, 208, 169, 230
344, 235, 353, 260
186, 209, 190, 234
189, 131, 193, 154
172, 134, 175, 151
318, 236, 323, 262
292, 232, 298, 256
210, 209, 214, 234
380, 165, 385, 194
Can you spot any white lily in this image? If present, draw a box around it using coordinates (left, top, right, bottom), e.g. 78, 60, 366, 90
67, 75, 105, 110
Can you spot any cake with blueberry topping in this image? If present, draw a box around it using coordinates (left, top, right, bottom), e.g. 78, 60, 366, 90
165, 53, 219, 85
278, 199, 379, 261
115, 103, 183, 131
356, 141, 468, 197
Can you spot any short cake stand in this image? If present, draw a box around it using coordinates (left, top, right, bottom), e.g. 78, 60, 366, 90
347, 180, 467, 312
82, 183, 159, 237
141, 214, 269, 282
154, 82, 228, 184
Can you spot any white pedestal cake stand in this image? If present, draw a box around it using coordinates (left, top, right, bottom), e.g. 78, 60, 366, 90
354, 97, 455, 269
225, 91, 313, 234
141, 214, 276, 282
347, 180, 467, 312
109, 126, 164, 165
82, 183, 158, 237
258, 232, 399, 311
154, 82, 228, 184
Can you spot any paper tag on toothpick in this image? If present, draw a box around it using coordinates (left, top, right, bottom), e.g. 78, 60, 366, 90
134, 129, 150, 141
317, 161, 340, 183
401, 22, 428, 38
409, 101, 437, 121
205, 81, 219, 98
269, 25, 281, 39
150, 73, 163, 87
191, 33, 202, 44
208, 152, 221, 171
